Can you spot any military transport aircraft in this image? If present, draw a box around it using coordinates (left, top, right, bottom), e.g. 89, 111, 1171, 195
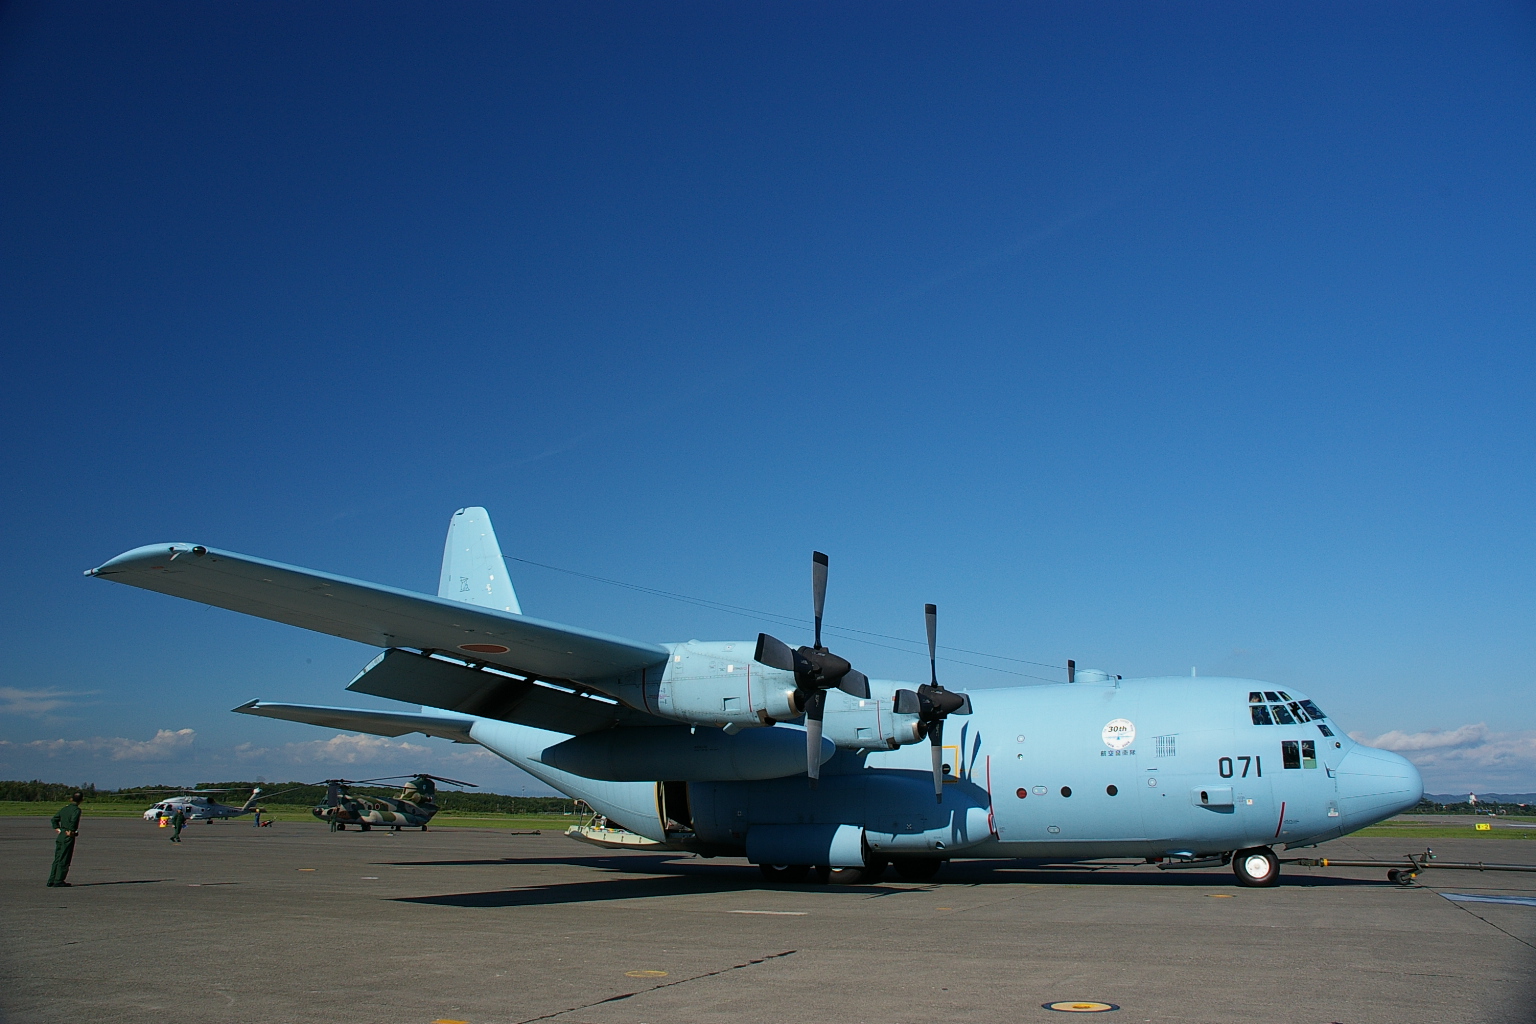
88, 507, 1422, 886
141, 787, 264, 822
311, 773, 472, 831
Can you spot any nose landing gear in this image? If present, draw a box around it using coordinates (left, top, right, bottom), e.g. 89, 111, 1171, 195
1232, 846, 1280, 887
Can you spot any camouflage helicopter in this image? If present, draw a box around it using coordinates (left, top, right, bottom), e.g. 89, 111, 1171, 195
313, 773, 474, 831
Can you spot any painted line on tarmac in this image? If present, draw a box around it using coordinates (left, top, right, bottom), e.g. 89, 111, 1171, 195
729, 910, 806, 915
1441, 892, 1536, 907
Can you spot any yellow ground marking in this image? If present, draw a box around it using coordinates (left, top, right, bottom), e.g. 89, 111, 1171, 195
727, 910, 807, 915
937, 907, 953, 910
298, 868, 316, 872
433, 1019, 469, 1023
625, 970, 668, 978
1043, 1001, 1117, 1012
1206, 894, 1234, 898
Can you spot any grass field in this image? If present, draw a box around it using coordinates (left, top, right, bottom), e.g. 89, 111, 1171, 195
0, 801, 578, 830
1352, 818, 1536, 839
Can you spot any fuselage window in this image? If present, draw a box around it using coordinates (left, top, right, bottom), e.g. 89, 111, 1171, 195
1288, 701, 1310, 722
1301, 739, 1317, 768
1250, 705, 1274, 726
1263, 691, 1281, 702
1316, 723, 1334, 737
1249, 692, 1264, 703
1281, 740, 1301, 769
1271, 704, 1297, 725
1299, 699, 1326, 720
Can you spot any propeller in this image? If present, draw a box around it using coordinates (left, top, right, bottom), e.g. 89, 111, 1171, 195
894, 603, 972, 802
753, 551, 870, 785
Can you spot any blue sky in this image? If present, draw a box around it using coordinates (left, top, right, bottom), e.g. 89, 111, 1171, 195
2, 3, 1533, 795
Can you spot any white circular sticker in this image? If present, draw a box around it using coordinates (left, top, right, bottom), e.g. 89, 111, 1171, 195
1102, 718, 1135, 750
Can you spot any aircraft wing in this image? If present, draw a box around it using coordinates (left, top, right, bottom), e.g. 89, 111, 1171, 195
233, 700, 479, 743
87, 543, 670, 687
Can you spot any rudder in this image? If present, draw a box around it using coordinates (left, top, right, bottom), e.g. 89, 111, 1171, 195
438, 507, 522, 614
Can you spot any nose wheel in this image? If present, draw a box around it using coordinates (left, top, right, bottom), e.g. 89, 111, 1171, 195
1232, 846, 1280, 887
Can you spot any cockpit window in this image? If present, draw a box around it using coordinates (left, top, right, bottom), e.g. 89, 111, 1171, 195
1277, 691, 1291, 701
1271, 704, 1297, 725
1249, 692, 1263, 703
1263, 691, 1280, 702
1250, 704, 1274, 725
1316, 723, 1334, 737
1288, 701, 1309, 722
1299, 699, 1326, 720
1301, 739, 1317, 768
1281, 740, 1301, 769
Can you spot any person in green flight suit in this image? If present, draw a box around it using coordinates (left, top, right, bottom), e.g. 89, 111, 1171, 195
47, 791, 83, 887
169, 807, 186, 843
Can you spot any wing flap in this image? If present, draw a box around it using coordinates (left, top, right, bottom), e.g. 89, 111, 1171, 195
232, 700, 477, 743
89, 543, 669, 686
347, 648, 667, 735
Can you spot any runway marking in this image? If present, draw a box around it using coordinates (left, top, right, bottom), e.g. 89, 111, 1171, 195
1206, 894, 1234, 898
298, 868, 315, 872
1043, 1001, 1119, 1012
625, 970, 668, 978
361, 876, 379, 879
433, 1019, 469, 1023
728, 910, 806, 916
1441, 893, 1536, 908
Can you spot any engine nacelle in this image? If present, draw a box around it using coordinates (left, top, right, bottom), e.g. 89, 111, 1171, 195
538, 724, 833, 781
604, 640, 924, 751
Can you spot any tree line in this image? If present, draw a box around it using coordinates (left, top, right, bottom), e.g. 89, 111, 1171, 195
0, 779, 576, 814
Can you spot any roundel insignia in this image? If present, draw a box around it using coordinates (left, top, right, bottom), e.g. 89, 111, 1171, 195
1101, 718, 1135, 750
459, 643, 510, 654
1043, 1002, 1119, 1013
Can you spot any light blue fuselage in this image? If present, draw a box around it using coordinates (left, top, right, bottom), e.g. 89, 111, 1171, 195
463, 673, 1421, 862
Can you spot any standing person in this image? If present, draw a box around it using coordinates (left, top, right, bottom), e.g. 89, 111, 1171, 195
169, 806, 186, 843
47, 791, 83, 887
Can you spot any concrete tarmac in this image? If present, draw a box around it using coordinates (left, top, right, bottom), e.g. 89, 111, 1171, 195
2, 816, 1532, 1024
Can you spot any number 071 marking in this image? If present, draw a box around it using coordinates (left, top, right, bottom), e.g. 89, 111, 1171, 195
1218, 756, 1262, 778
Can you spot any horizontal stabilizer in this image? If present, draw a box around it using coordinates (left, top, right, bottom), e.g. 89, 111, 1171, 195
88, 543, 669, 688
232, 700, 476, 743
347, 649, 669, 735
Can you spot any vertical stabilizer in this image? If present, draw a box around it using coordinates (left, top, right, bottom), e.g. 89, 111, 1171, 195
438, 507, 522, 614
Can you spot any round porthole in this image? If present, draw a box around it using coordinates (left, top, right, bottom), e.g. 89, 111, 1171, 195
1106, 785, 1118, 796
1016, 788, 1028, 799
1060, 786, 1072, 798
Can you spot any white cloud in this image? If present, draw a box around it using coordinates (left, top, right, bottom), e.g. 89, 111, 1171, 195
0, 687, 91, 716
230, 733, 508, 768
1351, 723, 1536, 792
0, 728, 196, 761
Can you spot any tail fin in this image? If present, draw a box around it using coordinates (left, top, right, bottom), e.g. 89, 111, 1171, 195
240, 787, 262, 811
438, 507, 521, 614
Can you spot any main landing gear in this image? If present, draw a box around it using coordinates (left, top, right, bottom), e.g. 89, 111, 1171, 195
1231, 846, 1280, 887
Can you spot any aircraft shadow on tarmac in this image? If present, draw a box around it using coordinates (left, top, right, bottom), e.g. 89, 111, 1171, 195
388, 857, 1376, 909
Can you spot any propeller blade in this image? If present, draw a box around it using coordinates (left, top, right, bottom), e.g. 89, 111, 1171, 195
755, 633, 796, 671
925, 602, 938, 686
838, 668, 870, 699
953, 693, 972, 715
811, 551, 828, 648
894, 688, 920, 715
804, 689, 827, 783
929, 718, 945, 802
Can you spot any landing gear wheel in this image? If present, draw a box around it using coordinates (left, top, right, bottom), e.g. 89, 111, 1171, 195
892, 857, 942, 882
360, 823, 371, 832
1232, 847, 1279, 887
759, 864, 811, 883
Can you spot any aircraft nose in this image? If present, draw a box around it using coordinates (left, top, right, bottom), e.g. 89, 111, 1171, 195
1336, 745, 1422, 825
